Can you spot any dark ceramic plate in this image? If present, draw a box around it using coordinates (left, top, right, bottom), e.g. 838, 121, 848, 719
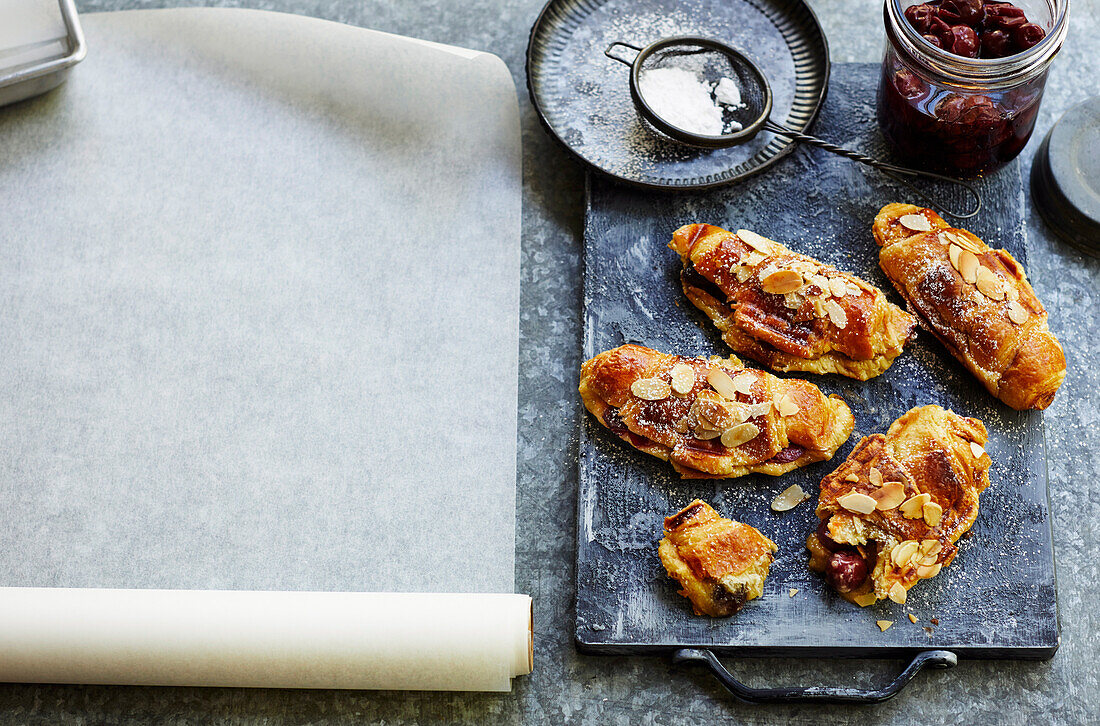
526, 0, 829, 189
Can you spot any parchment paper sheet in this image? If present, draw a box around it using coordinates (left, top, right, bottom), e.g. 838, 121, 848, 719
0, 9, 522, 595
0, 589, 532, 691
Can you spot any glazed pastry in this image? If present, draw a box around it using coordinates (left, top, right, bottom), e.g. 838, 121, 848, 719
807, 405, 991, 606
669, 223, 918, 380
659, 500, 777, 617
579, 344, 854, 479
873, 203, 1066, 410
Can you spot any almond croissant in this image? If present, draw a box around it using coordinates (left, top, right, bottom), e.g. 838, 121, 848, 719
579, 344, 854, 479
669, 224, 917, 380
873, 203, 1065, 410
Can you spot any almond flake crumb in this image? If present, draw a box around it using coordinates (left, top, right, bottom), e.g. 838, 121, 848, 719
877, 620, 894, 632
789, 588, 799, 597
908, 613, 919, 624
771, 484, 809, 512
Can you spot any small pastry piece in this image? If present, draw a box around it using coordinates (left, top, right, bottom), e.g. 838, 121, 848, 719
669, 224, 917, 380
873, 203, 1066, 410
659, 500, 777, 616
579, 344, 854, 479
807, 405, 992, 606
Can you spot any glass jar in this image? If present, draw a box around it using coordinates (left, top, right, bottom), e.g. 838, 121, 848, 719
877, 0, 1068, 176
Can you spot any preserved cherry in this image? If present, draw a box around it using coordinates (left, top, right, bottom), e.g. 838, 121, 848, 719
826, 551, 869, 593
815, 519, 844, 552
901, 0, 1046, 58
878, 0, 1052, 174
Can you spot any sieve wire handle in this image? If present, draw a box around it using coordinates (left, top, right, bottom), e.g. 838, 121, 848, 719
763, 120, 982, 220
604, 42, 642, 67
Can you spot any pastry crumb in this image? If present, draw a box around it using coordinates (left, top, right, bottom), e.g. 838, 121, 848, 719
930, 617, 940, 625
908, 613, 918, 623
877, 620, 893, 632
789, 588, 798, 597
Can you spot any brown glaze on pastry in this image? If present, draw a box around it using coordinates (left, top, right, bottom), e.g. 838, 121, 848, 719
669, 223, 917, 380
874, 203, 1066, 410
579, 344, 854, 479
807, 405, 992, 606
659, 500, 777, 617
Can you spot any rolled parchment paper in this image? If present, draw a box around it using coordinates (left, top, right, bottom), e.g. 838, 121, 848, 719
0, 589, 533, 691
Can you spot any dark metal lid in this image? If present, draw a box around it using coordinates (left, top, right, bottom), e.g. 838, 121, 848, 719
1030, 96, 1100, 257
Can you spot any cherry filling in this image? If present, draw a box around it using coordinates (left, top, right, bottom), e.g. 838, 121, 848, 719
882, 0, 1049, 174
812, 520, 872, 593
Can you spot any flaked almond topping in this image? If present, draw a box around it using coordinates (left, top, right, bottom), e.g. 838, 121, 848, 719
1005, 284, 1020, 302
761, 269, 804, 294
812, 297, 827, 318
698, 398, 739, 429
669, 363, 696, 395
954, 232, 984, 254
846, 282, 862, 297
721, 422, 760, 448
673, 417, 692, 434
943, 231, 961, 246
829, 277, 849, 298
869, 467, 883, 488
823, 299, 848, 329
1007, 300, 1028, 324
970, 441, 985, 459
892, 540, 920, 567
920, 539, 942, 556
731, 372, 755, 395
631, 377, 671, 401
871, 481, 906, 510
877, 620, 894, 632
909, 613, 919, 624
889, 582, 908, 604
706, 367, 739, 400
916, 563, 942, 579
744, 251, 765, 266
837, 491, 877, 515
923, 501, 943, 527
899, 214, 932, 232
844, 473, 860, 483
783, 292, 805, 310
771, 484, 810, 512
976, 265, 1006, 300
735, 265, 753, 283
694, 426, 722, 440
774, 392, 801, 417
748, 401, 773, 418
920, 552, 940, 567
948, 243, 962, 271
810, 273, 831, 294
789, 588, 799, 597
738, 229, 774, 254
958, 250, 979, 284
899, 492, 931, 519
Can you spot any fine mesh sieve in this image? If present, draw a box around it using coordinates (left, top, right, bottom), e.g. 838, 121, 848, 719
606, 36, 981, 219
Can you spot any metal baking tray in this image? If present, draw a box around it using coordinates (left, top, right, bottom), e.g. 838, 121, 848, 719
575, 63, 1058, 704
0, 0, 85, 108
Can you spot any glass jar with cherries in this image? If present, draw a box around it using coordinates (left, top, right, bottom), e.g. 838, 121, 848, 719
878, 0, 1068, 176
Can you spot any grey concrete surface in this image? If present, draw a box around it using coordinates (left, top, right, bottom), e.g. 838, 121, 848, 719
1, 0, 1096, 723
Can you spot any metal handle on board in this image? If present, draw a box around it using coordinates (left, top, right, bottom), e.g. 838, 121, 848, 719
672, 648, 958, 704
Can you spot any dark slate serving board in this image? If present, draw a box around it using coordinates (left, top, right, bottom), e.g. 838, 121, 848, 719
577, 63, 1059, 659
